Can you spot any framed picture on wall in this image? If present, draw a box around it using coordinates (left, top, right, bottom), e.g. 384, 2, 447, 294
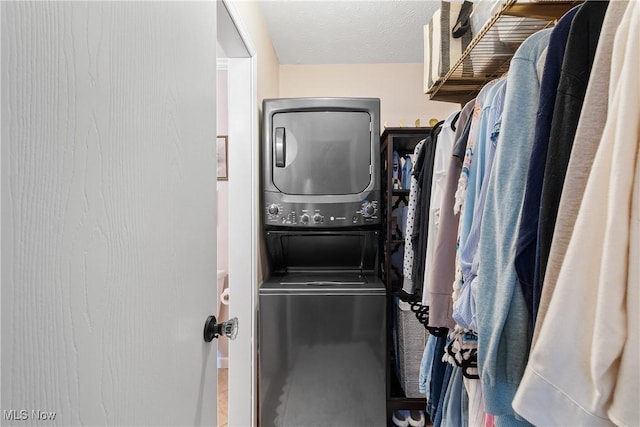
217, 135, 228, 181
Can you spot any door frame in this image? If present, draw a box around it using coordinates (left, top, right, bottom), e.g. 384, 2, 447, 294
217, 1, 258, 426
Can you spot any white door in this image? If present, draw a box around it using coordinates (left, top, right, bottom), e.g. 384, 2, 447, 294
1, 2, 220, 426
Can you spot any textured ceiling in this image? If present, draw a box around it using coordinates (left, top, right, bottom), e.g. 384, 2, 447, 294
258, 1, 440, 64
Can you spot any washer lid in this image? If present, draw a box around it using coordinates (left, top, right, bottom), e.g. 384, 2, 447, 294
260, 272, 385, 294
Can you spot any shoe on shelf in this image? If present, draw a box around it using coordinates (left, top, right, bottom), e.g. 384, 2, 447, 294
391, 410, 410, 427
408, 410, 426, 427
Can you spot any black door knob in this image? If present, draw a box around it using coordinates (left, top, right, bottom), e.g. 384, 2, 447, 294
203, 315, 239, 342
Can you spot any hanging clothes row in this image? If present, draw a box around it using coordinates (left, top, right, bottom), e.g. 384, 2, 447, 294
401, 1, 639, 426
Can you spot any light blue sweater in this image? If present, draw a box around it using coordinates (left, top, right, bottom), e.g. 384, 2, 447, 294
455, 79, 507, 332
475, 28, 552, 422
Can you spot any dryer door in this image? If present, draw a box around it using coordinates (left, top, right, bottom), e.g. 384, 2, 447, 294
271, 111, 372, 196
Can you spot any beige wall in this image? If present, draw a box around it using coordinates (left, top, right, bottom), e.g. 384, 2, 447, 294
234, 1, 280, 104
279, 63, 459, 128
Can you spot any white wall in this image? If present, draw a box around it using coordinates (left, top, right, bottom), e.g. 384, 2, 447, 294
280, 63, 459, 128
233, 0, 281, 285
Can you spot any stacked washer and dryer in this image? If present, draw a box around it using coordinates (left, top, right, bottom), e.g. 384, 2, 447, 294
259, 98, 386, 427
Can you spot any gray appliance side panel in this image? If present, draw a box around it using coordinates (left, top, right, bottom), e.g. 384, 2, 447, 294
258, 292, 386, 427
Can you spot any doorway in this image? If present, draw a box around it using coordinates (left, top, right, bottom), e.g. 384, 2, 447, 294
216, 1, 258, 426
215, 60, 231, 427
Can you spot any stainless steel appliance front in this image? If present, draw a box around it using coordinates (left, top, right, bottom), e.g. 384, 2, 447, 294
259, 273, 386, 427
259, 97, 385, 427
262, 97, 381, 229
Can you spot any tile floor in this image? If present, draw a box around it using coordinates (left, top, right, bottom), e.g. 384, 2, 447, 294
218, 368, 228, 427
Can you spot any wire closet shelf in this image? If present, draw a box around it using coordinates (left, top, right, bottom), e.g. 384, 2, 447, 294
427, 0, 580, 104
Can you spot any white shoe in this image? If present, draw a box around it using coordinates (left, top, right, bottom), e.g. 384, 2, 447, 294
391, 410, 410, 427
408, 410, 425, 427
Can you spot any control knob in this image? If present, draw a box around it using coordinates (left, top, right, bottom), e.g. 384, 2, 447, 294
362, 202, 377, 217
313, 213, 323, 224
300, 214, 310, 224
267, 204, 279, 215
